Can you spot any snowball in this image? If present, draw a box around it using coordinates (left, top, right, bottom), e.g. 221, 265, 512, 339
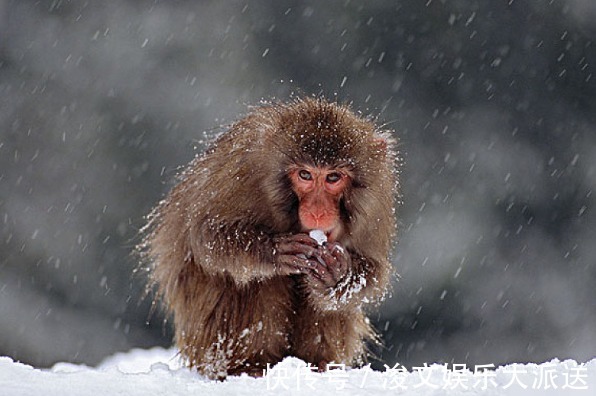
309, 229, 327, 246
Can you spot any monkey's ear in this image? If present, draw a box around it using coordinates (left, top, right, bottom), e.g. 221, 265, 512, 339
372, 137, 388, 157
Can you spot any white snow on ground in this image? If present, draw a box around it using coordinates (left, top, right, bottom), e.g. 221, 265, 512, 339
0, 348, 594, 395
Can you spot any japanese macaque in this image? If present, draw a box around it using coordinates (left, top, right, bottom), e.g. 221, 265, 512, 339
138, 97, 399, 379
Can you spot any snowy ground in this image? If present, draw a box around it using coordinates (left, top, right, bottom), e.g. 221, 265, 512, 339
1, 348, 594, 395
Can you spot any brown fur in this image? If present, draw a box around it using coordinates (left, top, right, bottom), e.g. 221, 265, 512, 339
138, 97, 399, 379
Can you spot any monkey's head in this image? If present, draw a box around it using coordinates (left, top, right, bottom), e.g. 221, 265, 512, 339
256, 98, 395, 244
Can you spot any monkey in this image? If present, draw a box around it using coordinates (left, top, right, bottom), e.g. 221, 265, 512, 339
137, 97, 399, 380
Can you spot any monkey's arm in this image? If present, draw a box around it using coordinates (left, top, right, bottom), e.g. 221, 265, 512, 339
190, 221, 317, 284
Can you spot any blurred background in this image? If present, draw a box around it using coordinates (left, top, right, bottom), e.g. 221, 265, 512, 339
1, 0, 595, 370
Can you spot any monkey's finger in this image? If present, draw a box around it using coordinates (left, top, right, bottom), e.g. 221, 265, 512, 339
327, 242, 346, 257
288, 255, 329, 278
317, 249, 342, 280
276, 255, 310, 275
276, 240, 319, 258
276, 233, 319, 248
293, 258, 324, 277
319, 243, 349, 280
310, 249, 330, 270
306, 262, 339, 288
288, 233, 320, 247
328, 243, 350, 273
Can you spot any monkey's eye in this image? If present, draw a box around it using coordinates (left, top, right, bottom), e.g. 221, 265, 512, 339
298, 170, 312, 181
326, 172, 342, 184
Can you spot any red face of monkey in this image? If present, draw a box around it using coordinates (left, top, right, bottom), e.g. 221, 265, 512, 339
289, 165, 350, 242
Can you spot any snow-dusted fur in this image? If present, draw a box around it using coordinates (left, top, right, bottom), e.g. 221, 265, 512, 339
138, 98, 399, 379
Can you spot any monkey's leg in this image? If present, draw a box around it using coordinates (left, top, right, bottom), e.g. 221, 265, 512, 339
177, 276, 294, 379
290, 304, 372, 369
227, 277, 298, 377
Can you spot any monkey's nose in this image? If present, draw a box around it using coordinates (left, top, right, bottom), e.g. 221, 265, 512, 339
311, 212, 326, 224
310, 212, 334, 228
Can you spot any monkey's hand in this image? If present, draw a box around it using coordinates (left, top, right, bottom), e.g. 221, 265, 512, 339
302, 242, 351, 291
271, 234, 321, 276
272, 234, 350, 288
273, 235, 376, 311
275, 235, 352, 294
303, 244, 386, 311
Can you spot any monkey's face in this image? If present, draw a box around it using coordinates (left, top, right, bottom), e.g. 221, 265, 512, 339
288, 164, 351, 242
